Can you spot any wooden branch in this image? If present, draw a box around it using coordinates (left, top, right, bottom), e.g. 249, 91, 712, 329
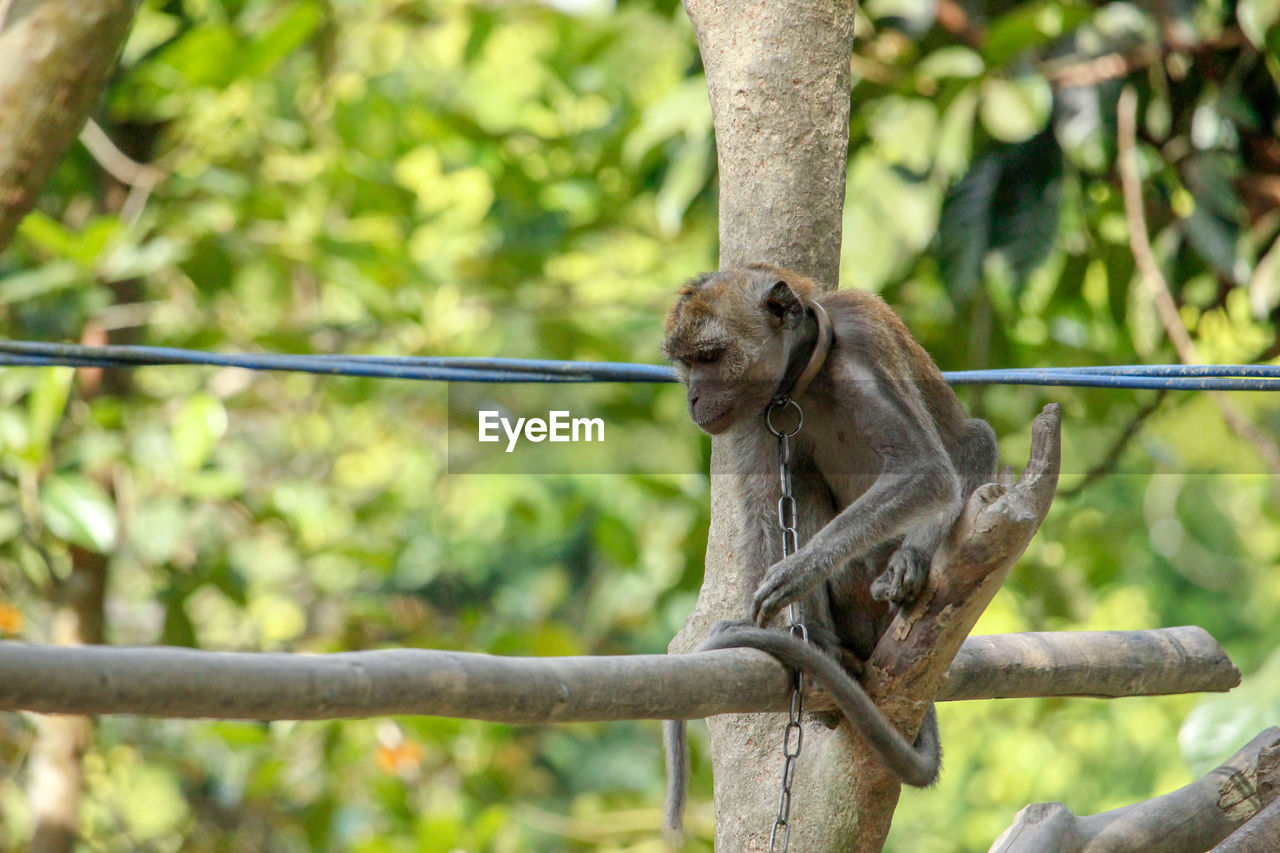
865, 403, 1063, 711
941, 626, 1239, 701
0, 0, 139, 252
991, 728, 1280, 853
1212, 797, 1280, 853
814, 403, 1064, 850
0, 626, 1238, 722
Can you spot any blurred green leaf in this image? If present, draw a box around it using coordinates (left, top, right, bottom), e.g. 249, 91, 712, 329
0, 261, 85, 305
656, 139, 712, 237
979, 75, 1052, 143
39, 473, 118, 553
161, 594, 198, 647
25, 367, 74, 463
983, 0, 1093, 68
241, 2, 322, 77
592, 513, 638, 566
156, 25, 241, 87
938, 130, 1062, 297
1239, 0, 1280, 48
622, 76, 712, 166
17, 213, 119, 265
916, 46, 985, 81
173, 391, 228, 470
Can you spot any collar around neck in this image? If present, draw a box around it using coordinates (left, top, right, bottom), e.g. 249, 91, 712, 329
773, 300, 833, 405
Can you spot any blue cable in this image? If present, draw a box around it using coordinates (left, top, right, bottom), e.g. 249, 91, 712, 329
942, 370, 1280, 391
0, 340, 1278, 390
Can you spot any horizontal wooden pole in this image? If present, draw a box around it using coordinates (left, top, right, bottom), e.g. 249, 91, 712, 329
0, 627, 1237, 723
941, 626, 1242, 701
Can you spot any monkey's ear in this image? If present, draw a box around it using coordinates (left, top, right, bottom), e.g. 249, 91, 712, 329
764, 280, 804, 329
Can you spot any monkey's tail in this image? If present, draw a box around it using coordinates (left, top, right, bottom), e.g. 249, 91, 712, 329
662, 718, 688, 847
698, 624, 941, 788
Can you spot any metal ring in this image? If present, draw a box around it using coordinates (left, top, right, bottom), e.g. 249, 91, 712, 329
766, 398, 803, 437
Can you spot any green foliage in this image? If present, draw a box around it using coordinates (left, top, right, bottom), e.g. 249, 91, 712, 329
1, 0, 1279, 850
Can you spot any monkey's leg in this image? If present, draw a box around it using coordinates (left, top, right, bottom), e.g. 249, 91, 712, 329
874, 419, 997, 606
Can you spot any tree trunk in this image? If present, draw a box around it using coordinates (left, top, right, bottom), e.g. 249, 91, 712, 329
0, 0, 139, 252
672, 0, 858, 849
28, 547, 106, 853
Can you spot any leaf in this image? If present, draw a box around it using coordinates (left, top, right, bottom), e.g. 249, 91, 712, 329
655, 138, 713, 238
867, 0, 938, 37
938, 157, 999, 298
1181, 206, 1244, 284
16, 212, 82, 260
979, 75, 1053, 143
0, 261, 85, 305
40, 473, 118, 553
130, 499, 187, 565
936, 85, 979, 179
172, 392, 228, 470
156, 25, 241, 88
100, 238, 188, 281
983, 0, 1094, 68
868, 97, 938, 174
988, 129, 1064, 282
1239, 0, 1280, 48
1248, 233, 1280, 316
25, 367, 74, 463
241, 3, 322, 78
916, 46, 985, 81
938, 130, 1064, 298
161, 595, 197, 647
622, 77, 712, 167
592, 513, 638, 566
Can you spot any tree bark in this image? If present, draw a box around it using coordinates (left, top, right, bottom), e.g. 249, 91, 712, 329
27, 547, 106, 853
992, 728, 1280, 853
0, 0, 139, 252
686, 0, 853, 284
675, 0, 856, 848
1211, 797, 1280, 853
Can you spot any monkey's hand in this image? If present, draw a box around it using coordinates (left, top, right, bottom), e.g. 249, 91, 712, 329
751, 550, 826, 627
871, 546, 929, 607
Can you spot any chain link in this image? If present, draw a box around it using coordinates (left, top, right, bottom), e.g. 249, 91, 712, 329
765, 397, 807, 853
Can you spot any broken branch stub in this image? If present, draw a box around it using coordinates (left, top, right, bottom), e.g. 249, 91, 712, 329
864, 402, 1063, 714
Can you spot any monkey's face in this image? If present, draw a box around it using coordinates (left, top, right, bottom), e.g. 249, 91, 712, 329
662, 267, 808, 434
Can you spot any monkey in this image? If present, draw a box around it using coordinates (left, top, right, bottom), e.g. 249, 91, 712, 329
660, 263, 998, 841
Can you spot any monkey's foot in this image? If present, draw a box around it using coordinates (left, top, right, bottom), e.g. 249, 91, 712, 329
871, 546, 929, 606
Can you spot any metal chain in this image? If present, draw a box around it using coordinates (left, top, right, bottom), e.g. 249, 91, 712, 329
765, 398, 808, 853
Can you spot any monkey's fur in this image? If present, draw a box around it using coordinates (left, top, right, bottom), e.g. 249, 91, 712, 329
660, 264, 997, 841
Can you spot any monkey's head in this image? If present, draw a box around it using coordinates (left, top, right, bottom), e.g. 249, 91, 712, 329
662, 264, 819, 434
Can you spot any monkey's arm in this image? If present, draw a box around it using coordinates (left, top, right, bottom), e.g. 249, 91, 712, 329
752, 366, 961, 626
